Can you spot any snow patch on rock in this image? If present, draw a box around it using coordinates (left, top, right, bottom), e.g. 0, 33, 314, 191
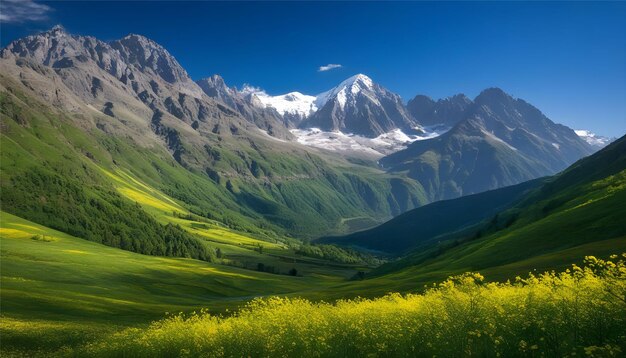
291, 127, 447, 157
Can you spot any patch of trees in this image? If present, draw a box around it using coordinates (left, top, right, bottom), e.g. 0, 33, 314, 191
296, 243, 381, 265
255, 263, 298, 277
3, 167, 214, 262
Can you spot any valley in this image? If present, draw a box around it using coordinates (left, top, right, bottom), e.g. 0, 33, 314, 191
0, 21, 624, 357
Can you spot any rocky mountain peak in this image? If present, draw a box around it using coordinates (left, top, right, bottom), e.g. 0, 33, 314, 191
343, 73, 374, 90
47, 24, 67, 36
1, 25, 87, 63
196, 74, 236, 103
111, 34, 190, 85
474, 87, 513, 104
300, 74, 417, 137
406, 93, 472, 128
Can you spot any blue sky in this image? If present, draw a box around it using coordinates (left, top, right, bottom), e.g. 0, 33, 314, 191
1, 1, 624, 137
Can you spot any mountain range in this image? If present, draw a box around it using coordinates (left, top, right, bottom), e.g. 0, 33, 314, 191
0, 26, 609, 241
0, 26, 429, 242
320, 133, 626, 298
381, 87, 595, 200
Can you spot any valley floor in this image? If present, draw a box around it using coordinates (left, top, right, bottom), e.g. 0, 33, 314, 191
2, 210, 625, 357
0, 211, 359, 355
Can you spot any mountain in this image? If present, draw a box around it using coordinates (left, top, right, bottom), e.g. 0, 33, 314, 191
241, 85, 318, 126
381, 88, 594, 201
196, 75, 292, 138
319, 178, 544, 254
0, 26, 430, 243
372, 133, 626, 278
300, 74, 419, 137
406, 93, 472, 128
0, 25, 250, 144
575, 129, 615, 150
241, 74, 434, 158
335, 134, 626, 295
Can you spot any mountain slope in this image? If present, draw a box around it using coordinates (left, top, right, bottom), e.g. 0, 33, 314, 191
319, 178, 544, 254
196, 75, 292, 138
0, 26, 430, 241
382, 88, 594, 201
300, 74, 419, 137
365, 134, 626, 287
406, 93, 471, 128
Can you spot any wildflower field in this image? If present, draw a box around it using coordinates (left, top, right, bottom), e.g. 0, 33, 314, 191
81, 255, 626, 357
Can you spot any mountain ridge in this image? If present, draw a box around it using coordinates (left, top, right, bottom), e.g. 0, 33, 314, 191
381, 87, 594, 201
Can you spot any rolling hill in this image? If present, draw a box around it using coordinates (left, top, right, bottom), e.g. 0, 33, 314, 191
319, 178, 544, 254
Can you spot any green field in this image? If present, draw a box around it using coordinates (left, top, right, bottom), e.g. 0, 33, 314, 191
0, 211, 359, 355
2, 132, 625, 356
81, 256, 626, 357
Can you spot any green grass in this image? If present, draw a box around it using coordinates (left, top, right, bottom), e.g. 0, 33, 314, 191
69, 256, 626, 357
334, 164, 626, 298
0, 212, 317, 320
0, 211, 357, 355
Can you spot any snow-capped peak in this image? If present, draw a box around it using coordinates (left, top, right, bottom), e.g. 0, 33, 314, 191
336, 73, 374, 91
241, 85, 317, 118
575, 130, 614, 149
315, 74, 378, 110
243, 74, 378, 118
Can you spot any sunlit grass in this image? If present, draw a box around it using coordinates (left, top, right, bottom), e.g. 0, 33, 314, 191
81, 255, 626, 357
100, 167, 187, 214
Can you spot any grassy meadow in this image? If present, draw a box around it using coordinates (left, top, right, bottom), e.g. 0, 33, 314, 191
3, 210, 624, 357
62, 256, 626, 357
0, 211, 359, 355
2, 156, 625, 356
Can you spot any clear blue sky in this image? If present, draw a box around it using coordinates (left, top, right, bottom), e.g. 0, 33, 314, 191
1, 1, 624, 137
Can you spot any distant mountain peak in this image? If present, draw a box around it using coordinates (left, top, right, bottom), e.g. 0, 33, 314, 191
342, 73, 374, 88
575, 130, 615, 149
115, 33, 171, 55
300, 74, 417, 137
110, 34, 194, 86
314, 73, 377, 110
407, 93, 472, 128
49, 24, 66, 34
475, 87, 513, 103
448, 93, 471, 102
282, 92, 309, 101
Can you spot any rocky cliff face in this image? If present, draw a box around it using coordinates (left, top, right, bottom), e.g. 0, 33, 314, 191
406, 93, 472, 128
196, 75, 292, 139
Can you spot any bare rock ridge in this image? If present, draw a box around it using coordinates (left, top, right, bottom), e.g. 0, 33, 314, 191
407, 93, 472, 128
196, 74, 292, 138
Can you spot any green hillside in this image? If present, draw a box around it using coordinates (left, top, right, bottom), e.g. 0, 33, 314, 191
344, 135, 626, 295
319, 178, 543, 254
0, 210, 368, 355
0, 77, 426, 246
